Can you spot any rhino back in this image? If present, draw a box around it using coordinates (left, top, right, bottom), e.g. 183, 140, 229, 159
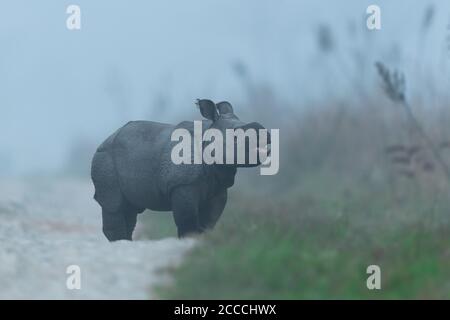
158, 120, 215, 199
112, 121, 173, 210
103, 120, 217, 210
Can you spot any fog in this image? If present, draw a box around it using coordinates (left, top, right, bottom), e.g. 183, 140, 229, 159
0, 0, 447, 176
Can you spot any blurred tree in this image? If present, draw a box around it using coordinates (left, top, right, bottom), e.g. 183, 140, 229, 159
105, 67, 132, 124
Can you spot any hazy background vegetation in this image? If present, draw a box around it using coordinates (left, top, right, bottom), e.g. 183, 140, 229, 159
1, 0, 450, 299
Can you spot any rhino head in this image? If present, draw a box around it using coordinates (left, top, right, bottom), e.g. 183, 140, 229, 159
196, 99, 271, 168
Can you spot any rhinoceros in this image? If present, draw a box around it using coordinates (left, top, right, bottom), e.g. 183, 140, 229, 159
91, 99, 270, 241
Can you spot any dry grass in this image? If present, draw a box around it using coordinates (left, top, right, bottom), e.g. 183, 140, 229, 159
147, 7, 450, 298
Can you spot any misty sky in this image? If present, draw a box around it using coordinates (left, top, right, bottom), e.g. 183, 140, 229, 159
0, 0, 448, 176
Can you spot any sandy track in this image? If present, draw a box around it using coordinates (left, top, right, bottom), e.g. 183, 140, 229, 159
0, 178, 195, 299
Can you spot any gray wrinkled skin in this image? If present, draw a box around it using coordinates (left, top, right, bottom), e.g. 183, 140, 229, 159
91, 99, 268, 241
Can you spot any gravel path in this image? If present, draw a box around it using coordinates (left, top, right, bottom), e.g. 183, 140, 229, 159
0, 178, 196, 299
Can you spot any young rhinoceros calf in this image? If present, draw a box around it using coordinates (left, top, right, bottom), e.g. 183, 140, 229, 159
91, 99, 270, 241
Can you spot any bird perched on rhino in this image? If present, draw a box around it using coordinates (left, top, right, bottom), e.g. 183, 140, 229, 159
91, 99, 271, 241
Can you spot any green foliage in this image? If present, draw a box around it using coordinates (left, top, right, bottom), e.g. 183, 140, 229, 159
156, 179, 450, 299
136, 211, 176, 240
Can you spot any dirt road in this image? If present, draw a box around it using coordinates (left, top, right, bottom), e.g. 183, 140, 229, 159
0, 178, 195, 299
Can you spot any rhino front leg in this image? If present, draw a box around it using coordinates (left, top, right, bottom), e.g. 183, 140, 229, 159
171, 186, 202, 238
199, 189, 227, 231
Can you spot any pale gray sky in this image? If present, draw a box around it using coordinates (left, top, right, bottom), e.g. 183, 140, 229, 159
0, 0, 447, 175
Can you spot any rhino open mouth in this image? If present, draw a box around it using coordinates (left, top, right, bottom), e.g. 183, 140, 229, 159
256, 144, 271, 156
256, 142, 271, 165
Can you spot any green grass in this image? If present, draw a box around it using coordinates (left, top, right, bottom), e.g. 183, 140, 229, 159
152, 175, 450, 299
136, 211, 176, 240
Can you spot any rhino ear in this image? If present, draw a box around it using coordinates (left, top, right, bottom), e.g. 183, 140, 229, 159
196, 99, 219, 121
216, 101, 234, 114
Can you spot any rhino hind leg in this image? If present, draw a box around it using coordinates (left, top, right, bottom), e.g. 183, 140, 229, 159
91, 151, 140, 241
102, 205, 138, 241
